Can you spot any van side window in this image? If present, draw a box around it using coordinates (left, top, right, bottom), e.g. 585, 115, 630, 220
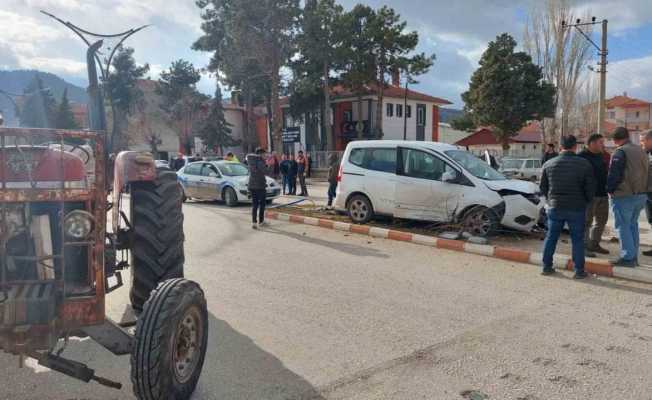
401, 149, 446, 181
525, 160, 534, 169
349, 148, 365, 166
366, 148, 396, 173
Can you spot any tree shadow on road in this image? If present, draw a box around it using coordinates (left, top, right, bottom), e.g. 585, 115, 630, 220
263, 227, 389, 259
194, 313, 326, 400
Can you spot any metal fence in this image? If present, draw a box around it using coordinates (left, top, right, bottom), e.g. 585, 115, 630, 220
310, 151, 344, 169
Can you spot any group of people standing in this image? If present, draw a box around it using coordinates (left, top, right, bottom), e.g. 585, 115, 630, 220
540, 127, 652, 279
279, 151, 310, 196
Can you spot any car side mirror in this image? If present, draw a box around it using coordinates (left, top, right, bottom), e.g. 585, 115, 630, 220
442, 170, 458, 183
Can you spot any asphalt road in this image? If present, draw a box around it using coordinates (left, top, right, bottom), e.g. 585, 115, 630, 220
3, 199, 652, 400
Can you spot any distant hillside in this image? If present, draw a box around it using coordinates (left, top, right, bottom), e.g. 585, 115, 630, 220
0, 70, 87, 126
439, 108, 464, 123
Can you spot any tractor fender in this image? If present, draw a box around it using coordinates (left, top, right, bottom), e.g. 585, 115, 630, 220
112, 151, 156, 233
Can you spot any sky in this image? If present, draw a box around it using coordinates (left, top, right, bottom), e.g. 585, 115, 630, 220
3, 0, 652, 109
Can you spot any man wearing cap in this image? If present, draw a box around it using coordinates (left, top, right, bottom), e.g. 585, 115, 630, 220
606, 127, 649, 267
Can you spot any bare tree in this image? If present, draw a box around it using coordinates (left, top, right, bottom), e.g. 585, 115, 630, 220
573, 73, 599, 138
524, 0, 593, 144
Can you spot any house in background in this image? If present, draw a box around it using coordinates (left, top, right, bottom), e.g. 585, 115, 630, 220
279, 72, 452, 153
605, 93, 651, 134
455, 121, 545, 159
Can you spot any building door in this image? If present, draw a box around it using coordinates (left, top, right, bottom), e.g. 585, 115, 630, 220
416, 104, 426, 141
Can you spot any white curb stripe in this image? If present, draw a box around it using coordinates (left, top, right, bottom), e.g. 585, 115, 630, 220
464, 243, 495, 256
277, 213, 291, 222
412, 234, 438, 247
303, 217, 320, 226
333, 221, 351, 231
369, 227, 390, 238
613, 266, 652, 284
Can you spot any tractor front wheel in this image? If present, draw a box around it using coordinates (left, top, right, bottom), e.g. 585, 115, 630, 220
129, 169, 185, 311
131, 278, 208, 400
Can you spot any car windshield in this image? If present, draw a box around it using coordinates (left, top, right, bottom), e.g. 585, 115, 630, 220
501, 159, 524, 169
444, 150, 507, 181
217, 162, 249, 176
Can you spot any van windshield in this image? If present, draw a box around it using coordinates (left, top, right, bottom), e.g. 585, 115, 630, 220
444, 150, 507, 181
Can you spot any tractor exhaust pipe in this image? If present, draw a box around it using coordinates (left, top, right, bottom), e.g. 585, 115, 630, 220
31, 352, 122, 390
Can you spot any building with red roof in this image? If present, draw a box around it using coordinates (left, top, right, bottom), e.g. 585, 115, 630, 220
279, 72, 452, 152
455, 121, 545, 158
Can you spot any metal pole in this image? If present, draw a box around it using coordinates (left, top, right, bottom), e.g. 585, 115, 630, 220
403, 79, 408, 141
597, 19, 608, 135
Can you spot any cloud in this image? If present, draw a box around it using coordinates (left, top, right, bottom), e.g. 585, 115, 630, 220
608, 55, 652, 98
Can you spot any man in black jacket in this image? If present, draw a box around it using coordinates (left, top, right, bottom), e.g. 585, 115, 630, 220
247, 147, 269, 229
579, 134, 610, 255
540, 135, 595, 279
542, 143, 558, 164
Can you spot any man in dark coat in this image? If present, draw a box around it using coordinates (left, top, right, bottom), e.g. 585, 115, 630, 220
540, 135, 595, 279
288, 154, 298, 195
578, 133, 610, 256
327, 153, 340, 208
542, 143, 559, 164
171, 153, 186, 171
246, 147, 269, 229
279, 154, 290, 195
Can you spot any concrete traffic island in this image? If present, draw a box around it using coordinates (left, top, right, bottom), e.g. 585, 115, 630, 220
266, 210, 652, 285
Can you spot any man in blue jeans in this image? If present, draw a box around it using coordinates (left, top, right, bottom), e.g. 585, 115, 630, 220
540, 135, 595, 279
606, 127, 649, 267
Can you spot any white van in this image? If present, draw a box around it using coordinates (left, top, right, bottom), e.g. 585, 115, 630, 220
499, 158, 543, 181
334, 141, 543, 236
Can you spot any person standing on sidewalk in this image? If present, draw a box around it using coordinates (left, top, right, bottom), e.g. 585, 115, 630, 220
246, 147, 269, 229
280, 154, 290, 195
579, 134, 610, 256
607, 127, 649, 267
643, 130, 652, 257
327, 153, 340, 208
540, 135, 595, 279
296, 150, 309, 197
542, 143, 558, 164
288, 154, 298, 195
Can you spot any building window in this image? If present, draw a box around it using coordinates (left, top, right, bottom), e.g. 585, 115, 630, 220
386, 103, 394, 117
343, 110, 353, 122
396, 104, 403, 118
417, 106, 426, 126
406, 105, 412, 118
636, 111, 640, 118
608, 111, 616, 119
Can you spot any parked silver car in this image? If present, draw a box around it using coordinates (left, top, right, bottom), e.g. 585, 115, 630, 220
177, 161, 281, 206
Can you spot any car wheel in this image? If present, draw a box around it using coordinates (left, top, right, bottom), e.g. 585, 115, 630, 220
461, 206, 499, 237
223, 187, 238, 207
348, 195, 373, 224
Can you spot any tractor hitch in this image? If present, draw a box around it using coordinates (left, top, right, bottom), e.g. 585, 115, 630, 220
31, 351, 122, 390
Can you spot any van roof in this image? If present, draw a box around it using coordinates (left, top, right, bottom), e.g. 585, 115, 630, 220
345, 140, 461, 152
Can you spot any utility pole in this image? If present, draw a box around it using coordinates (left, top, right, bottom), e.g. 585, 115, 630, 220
562, 17, 608, 135
597, 19, 608, 136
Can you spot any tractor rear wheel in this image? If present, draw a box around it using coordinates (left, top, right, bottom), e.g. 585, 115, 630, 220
130, 169, 185, 311
131, 278, 208, 400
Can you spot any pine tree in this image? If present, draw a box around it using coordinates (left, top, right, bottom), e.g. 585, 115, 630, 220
462, 33, 555, 150
104, 46, 150, 150
55, 88, 79, 129
19, 75, 57, 129
198, 85, 237, 155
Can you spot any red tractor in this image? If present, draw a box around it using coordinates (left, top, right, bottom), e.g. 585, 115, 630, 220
0, 127, 208, 399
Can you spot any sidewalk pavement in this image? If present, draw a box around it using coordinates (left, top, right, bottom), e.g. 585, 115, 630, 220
266, 210, 652, 285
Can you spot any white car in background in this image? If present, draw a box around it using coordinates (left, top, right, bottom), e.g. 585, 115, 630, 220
334, 141, 543, 236
177, 161, 281, 206
499, 158, 543, 181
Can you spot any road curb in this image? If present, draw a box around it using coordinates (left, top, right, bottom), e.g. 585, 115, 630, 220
265, 211, 652, 285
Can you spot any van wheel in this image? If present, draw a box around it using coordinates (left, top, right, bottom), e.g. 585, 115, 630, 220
461, 206, 498, 237
348, 195, 373, 224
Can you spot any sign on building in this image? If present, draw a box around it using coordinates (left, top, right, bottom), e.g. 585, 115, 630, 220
282, 127, 301, 143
